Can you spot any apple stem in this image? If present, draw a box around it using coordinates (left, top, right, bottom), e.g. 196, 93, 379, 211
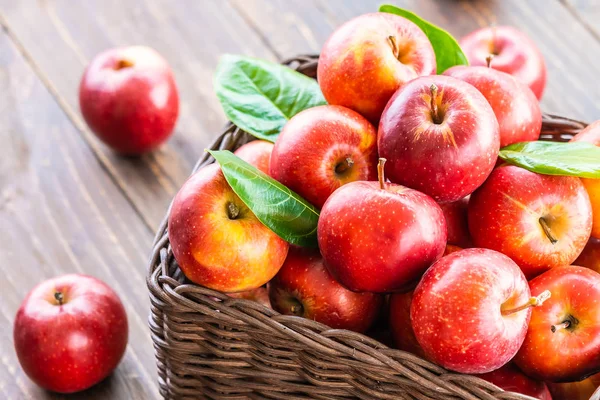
335, 157, 354, 174
115, 59, 134, 70
54, 291, 64, 306
501, 290, 551, 316
429, 84, 441, 123
551, 314, 579, 333
378, 158, 387, 190
539, 217, 558, 244
387, 35, 399, 59
227, 202, 240, 220
486, 54, 494, 68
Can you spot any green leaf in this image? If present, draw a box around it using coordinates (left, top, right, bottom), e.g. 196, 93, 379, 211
214, 54, 327, 142
208, 150, 320, 247
499, 141, 600, 178
379, 5, 469, 74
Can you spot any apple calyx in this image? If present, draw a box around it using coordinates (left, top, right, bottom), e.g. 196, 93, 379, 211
115, 59, 134, 70
288, 298, 304, 316
335, 157, 354, 175
378, 158, 387, 190
551, 314, 579, 333
429, 84, 443, 124
539, 217, 558, 244
226, 202, 240, 220
501, 289, 551, 316
54, 291, 64, 306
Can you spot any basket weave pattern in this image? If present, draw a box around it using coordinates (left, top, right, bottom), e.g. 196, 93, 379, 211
147, 55, 587, 400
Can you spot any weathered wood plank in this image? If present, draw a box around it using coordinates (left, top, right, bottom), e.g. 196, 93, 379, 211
0, 29, 158, 399
0, 0, 276, 229
562, 0, 600, 41
234, 0, 600, 122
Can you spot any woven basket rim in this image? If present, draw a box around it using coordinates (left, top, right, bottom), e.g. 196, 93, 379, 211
147, 54, 587, 400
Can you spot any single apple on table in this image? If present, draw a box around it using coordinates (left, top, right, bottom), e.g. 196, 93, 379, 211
444, 60, 542, 147
13, 274, 128, 393
570, 120, 600, 239
169, 163, 289, 292
411, 248, 550, 374
460, 26, 547, 99
234, 140, 274, 175
469, 164, 592, 279
318, 12, 436, 123
79, 46, 179, 155
270, 105, 378, 209
389, 290, 427, 359
378, 75, 500, 203
439, 196, 472, 248
548, 372, 600, 400
514, 265, 600, 382
575, 237, 600, 273
268, 246, 383, 333
318, 159, 447, 293
477, 363, 552, 400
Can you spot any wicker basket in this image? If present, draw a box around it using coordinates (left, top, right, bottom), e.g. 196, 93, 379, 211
147, 55, 588, 400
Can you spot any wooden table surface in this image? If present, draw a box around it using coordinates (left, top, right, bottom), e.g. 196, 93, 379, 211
0, 0, 598, 399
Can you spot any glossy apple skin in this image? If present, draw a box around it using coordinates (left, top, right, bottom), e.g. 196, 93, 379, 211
13, 275, 128, 393
571, 120, 600, 239
318, 181, 447, 293
228, 287, 271, 309
234, 140, 274, 175
440, 197, 472, 248
169, 163, 289, 292
389, 291, 427, 358
460, 26, 547, 99
575, 237, 600, 273
548, 372, 600, 400
411, 248, 531, 374
444, 66, 542, 147
318, 12, 436, 123
469, 165, 592, 279
477, 363, 552, 400
270, 105, 377, 209
269, 247, 383, 333
378, 75, 500, 203
515, 266, 600, 382
79, 46, 179, 155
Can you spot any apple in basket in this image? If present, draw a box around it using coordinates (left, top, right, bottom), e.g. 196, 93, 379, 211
460, 26, 547, 99
168, 163, 289, 292
439, 197, 472, 248
234, 140, 274, 175
548, 372, 600, 400
477, 363, 552, 400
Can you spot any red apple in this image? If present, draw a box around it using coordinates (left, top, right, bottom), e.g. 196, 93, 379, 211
444, 244, 463, 256
79, 46, 179, 155
571, 120, 600, 239
575, 237, 600, 273
411, 248, 548, 374
13, 274, 128, 393
469, 165, 592, 278
439, 196, 472, 248
515, 265, 600, 382
318, 12, 436, 123
268, 246, 382, 333
318, 159, 447, 293
270, 105, 377, 208
389, 291, 427, 358
378, 75, 500, 203
444, 64, 542, 147
460, 26, 547, 99
477, 363, 552, 400
227, 286, 271, 309
234, 140, 274, 175
169, 163, 289, 292
548, 372, 600, 400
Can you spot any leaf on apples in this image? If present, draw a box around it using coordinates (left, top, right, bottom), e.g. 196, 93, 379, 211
208, 150, 319, 247
499, 141, 600, 178
214, 54, 327, 142
379, 5, 469, 73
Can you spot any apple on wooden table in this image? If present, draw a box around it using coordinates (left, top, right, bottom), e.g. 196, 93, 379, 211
79, 46, 179, 155
13, 274, 128, 393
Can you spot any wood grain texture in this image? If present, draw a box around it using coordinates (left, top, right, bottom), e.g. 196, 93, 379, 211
0, 29, 158, 400
233, 0, 600, 122
563, 0, 600, 41
0, 0, 276, 229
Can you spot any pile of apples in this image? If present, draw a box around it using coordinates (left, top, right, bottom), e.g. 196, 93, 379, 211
168, 11, 600, 400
